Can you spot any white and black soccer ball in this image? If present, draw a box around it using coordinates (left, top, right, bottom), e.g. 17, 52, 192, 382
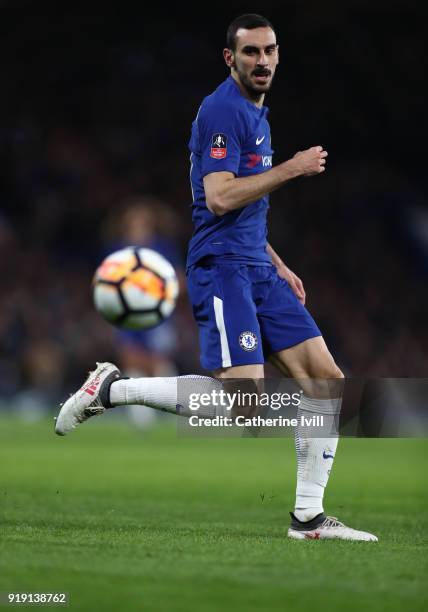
93, 247, 179, 330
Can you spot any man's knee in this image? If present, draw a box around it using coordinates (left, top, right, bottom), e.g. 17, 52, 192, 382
297, 356, 343, 380
320, 363, 344, 380
298, 360, 344, 399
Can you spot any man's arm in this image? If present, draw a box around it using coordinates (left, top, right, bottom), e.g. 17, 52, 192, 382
267, 243, 306, 305
203, 146, 327, 216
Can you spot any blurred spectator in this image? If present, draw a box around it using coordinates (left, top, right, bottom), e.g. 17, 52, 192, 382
99, 196, 187, 428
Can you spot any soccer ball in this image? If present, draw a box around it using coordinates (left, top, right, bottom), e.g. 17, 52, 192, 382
93, 247, 179, 330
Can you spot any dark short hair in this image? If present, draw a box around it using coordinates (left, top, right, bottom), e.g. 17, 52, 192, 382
226, 14, 275, 51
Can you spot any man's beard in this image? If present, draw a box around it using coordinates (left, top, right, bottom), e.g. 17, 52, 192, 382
235, 65, 274, 99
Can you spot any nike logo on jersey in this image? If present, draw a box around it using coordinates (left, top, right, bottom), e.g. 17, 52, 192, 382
323, 450, 335, 459
256, 135, 265, 145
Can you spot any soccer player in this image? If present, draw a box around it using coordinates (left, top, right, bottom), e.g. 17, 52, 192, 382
55, 14, 377, 542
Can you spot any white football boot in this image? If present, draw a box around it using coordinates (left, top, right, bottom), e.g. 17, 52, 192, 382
288, 512, 378, 541
55, 362, 121, 436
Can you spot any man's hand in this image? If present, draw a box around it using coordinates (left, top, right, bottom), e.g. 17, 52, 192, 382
276, 263, 306, 305
291, 146, 328, 176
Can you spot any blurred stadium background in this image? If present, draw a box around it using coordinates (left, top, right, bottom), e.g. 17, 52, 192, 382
0, 0, 426, 416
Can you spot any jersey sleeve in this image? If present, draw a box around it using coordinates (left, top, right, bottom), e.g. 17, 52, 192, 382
197, 101, 247, 177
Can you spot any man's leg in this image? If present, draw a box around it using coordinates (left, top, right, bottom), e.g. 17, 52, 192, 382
271, 337, 377, 541
55, 361, 264, 436
109, 363, 264, 417
271, 336, 343, 521
55, 363, 227, 435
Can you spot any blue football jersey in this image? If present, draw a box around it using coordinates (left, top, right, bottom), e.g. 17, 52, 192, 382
187, 76, 274, 268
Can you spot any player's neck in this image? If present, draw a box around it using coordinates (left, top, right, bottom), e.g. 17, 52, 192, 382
231, 73, 265, 108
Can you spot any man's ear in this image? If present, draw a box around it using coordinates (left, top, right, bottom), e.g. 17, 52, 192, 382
223, 48, 235, 68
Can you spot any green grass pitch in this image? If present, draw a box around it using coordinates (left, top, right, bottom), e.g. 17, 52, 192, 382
0, 414, 427, 611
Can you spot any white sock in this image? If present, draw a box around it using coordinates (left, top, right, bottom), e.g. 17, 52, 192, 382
109, 375, 226, 418
294, 395, 341, 522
